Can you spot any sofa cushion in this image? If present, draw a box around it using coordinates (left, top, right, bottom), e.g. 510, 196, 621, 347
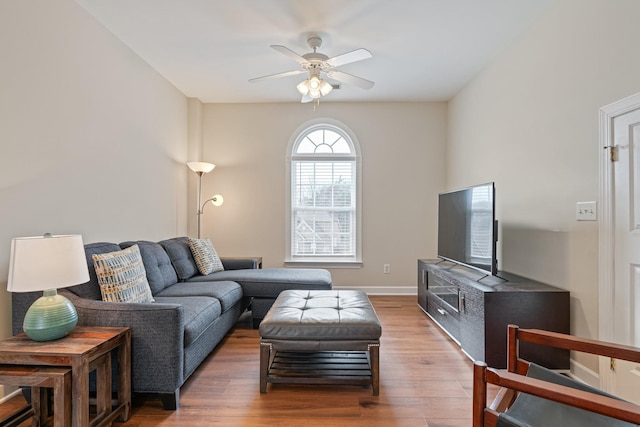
155, 281, 242, 313
68, 242, 122, 300
92, 245, 155, 303
186, 268, 332, 298
120, 241, 178, 294
154, 296, 222, 348
158, 237, 198, 281
189, 238, 224, 275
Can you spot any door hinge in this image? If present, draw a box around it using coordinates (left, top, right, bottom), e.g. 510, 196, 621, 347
610, 357, 616, 372
604, 145, 618, 162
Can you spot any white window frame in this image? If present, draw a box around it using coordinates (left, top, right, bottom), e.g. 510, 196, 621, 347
285, 118, 362, 267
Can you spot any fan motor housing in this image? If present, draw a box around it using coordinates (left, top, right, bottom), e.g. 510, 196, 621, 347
302, 52, 329, 64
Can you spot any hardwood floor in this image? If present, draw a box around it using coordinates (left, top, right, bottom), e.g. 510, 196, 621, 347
1, 296, 496, 426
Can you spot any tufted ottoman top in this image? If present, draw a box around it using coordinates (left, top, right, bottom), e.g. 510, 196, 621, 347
259, 290, 381, 341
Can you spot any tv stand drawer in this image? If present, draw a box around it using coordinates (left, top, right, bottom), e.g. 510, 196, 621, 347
426, 290, 460, 342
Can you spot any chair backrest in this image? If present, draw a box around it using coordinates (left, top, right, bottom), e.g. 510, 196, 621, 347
473, 325, 640, 427
496, 362, 636, 427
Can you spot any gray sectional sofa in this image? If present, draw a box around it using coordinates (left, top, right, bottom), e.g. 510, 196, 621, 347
11, 236, 331, 409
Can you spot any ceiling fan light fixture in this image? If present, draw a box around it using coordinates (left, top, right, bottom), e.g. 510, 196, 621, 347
319, 79, 333, 96
308, 76, 321, 90
297, 76, 333, 99
296, 80, 310, 96
308, 88, 321, 99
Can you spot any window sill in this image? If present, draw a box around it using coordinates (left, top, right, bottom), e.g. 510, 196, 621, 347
284, 259, 363, 269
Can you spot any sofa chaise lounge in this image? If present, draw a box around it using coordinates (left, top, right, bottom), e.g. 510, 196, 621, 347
11, 236, 331, 409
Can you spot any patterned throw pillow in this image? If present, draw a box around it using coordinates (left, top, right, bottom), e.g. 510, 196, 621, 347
92, 244, 154, 303
189, 238, 224, 275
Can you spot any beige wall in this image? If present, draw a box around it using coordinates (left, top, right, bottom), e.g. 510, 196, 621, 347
199, 102, 447, 292
447, 0, 640, 380
0, 0, 189, 399
4, 0, 635, 401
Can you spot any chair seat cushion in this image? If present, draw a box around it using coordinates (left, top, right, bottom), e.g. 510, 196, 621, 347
155, 281, 242, 313
189, 268, 332, 298
154, 296, 222, 348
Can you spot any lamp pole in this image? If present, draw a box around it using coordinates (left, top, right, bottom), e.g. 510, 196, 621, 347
197, 195, 224, 239
195, 171, 204, 239
187, 162, 222, 239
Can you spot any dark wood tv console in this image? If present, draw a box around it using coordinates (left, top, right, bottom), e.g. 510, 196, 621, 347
417, 259, 570, 369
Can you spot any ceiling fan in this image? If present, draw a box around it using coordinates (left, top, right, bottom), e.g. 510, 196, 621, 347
249, 36, 374, 103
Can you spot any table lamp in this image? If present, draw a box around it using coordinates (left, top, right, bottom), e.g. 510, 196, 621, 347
7, 234, 89, 341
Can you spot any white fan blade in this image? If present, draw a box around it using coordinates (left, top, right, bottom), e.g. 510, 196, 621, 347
249, 69, 306, 83
271, 45, 309, 66
325, 48, 372, 67
326, 70, 375, 90
301, 94, 313, 103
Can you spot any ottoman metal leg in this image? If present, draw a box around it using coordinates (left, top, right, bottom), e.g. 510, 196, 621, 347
259, 342, 271, 393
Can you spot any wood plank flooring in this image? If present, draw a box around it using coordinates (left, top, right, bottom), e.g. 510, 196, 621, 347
1, 296, 497, 426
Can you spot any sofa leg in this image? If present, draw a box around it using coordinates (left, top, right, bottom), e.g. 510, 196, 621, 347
252, 317, 263, 329
160, 391, 179, 410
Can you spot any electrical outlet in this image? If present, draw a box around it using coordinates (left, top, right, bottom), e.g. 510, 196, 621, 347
576, 201, 597, 221
383, 264, 390, 274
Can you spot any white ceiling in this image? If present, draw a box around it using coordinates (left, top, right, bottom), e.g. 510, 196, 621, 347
74, 0, 553, 103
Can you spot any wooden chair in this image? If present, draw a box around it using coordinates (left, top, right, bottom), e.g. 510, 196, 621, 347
473, 324, 640, 427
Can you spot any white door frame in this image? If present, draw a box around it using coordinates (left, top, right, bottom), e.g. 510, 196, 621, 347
598, 91, 640, 390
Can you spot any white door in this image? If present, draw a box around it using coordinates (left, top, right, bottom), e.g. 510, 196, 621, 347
599, 93, 640, 404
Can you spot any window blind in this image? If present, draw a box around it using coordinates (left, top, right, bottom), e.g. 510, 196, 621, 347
292, 160, 355, 256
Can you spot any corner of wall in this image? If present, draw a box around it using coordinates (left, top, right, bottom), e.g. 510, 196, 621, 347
186, 98, 204, 238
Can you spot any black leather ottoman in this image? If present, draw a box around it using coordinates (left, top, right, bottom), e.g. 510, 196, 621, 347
258, 290, 382, 395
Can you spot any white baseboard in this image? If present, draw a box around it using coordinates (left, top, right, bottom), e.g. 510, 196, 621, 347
568, 358, 600, 388
0, 387, 22, 404
333, 285, 417, 295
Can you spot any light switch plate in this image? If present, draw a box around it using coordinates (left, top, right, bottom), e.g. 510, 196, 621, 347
576, 201, 597, 221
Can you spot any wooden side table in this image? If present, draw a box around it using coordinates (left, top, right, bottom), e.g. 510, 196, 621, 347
0, 365, 71, 427
0, 326, 131, 427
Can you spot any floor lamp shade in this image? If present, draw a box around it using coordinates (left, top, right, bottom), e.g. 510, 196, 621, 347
187, 162, 215, 174
7, 234, 90, 341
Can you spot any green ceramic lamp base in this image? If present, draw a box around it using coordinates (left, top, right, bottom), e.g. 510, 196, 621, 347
23, 289, 78, 342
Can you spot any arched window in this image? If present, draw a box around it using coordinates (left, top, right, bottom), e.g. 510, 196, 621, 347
286, 120, 361, 265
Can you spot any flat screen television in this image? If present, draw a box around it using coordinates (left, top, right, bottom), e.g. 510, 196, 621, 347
437, 182, 497, 275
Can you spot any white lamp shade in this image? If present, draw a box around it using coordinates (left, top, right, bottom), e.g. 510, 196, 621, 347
296, 80, 310, 96
308, 76, 321, 90
7, 234, 89, 293
187, 162, 215, 173
320, 80, 333, 96
210, 194, 224, 207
